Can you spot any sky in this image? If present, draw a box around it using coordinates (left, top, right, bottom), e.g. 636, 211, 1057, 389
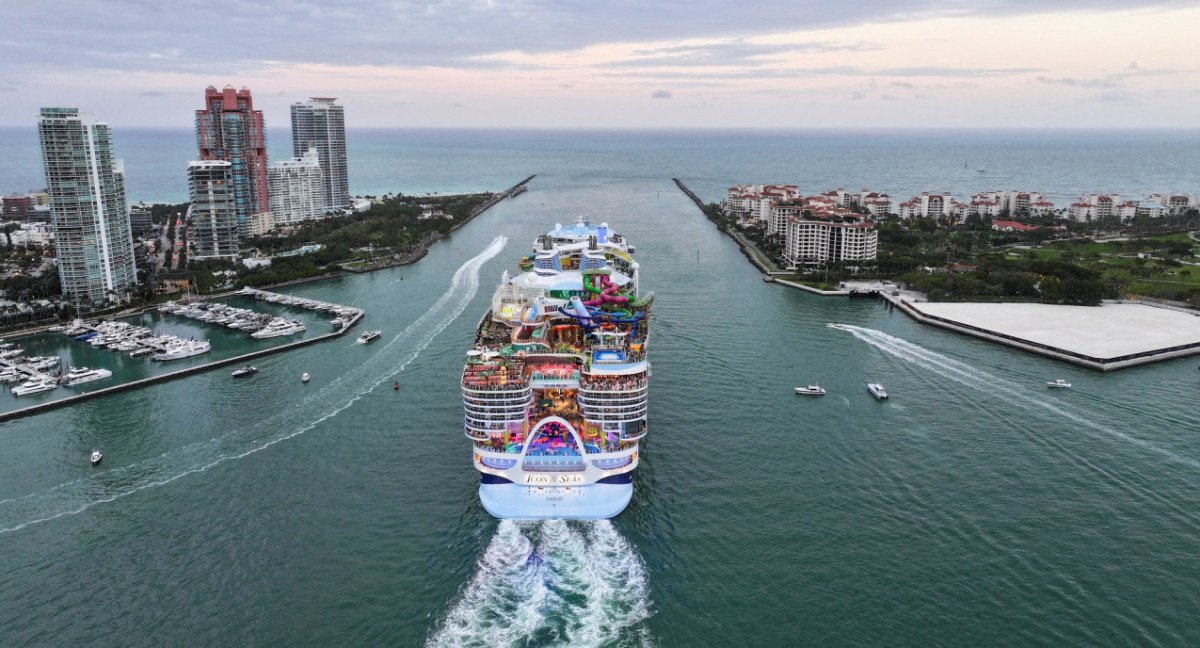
2, 0, 1199, 129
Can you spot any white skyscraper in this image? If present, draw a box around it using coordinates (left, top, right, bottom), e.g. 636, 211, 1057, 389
268, 148, 324, 226
188, 160, 240, 259
290, 97, 349, 212
37, 107, 137, 308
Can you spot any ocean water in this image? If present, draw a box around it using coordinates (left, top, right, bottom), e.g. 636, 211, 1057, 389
2, 130, 1200, 647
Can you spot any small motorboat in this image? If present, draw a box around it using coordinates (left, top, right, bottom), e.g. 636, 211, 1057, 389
90, 450, 102, 466
301, 372, 310, 383
827, 322, 843, 329
1046, 378, 1071, 389
356, 330, 382, 344
867, 382, 889, 400
231, 365, 258, 378
795, 383, 825, 395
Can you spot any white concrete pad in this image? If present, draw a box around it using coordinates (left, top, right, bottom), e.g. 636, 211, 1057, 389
910, 302, 1200, 359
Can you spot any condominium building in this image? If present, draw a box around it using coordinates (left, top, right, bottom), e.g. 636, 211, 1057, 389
268, 148, 324, 226
187, 160, 240, 259
37, 107, 137, 307
196, 85, 268, 236
897, 192, 965, 220
291, 97, 349, 212
784, 216, 878, 269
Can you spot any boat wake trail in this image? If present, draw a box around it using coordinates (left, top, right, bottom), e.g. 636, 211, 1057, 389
837, 324, 1200, 472
427, 520, 655, 648
0, 237, 508, 535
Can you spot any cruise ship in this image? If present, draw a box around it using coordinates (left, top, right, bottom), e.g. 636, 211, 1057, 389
462, 220, 652, 519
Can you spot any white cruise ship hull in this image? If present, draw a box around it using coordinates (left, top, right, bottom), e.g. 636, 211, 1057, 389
478, 480, 633, 519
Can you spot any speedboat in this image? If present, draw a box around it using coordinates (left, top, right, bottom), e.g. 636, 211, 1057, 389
12, 378, 57, 396
1046, 379, 1071, 389
90, 450, 102, 466
795, 383, 826, 395
827, 322, 844, 329
61, 366, 113, 387
231, 365, 259, 378
867, 382, 889, 400
356, 330, 382, 344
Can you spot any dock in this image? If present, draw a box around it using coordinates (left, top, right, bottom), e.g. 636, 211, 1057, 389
0, 288, 364, 422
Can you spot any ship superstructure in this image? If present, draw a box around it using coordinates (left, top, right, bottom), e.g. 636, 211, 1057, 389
462, 220, 652, 518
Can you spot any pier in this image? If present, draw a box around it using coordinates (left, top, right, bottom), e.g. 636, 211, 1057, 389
0, 288, 364, 423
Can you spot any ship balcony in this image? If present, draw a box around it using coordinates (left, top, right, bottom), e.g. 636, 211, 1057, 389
461, 383, 531, 396
577, 391, 647, 405
580, 404, 648, 420
591, 455, 634, 470
463, 401, 529, 415
522, 457, 586, 472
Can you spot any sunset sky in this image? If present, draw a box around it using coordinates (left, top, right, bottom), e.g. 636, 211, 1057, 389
2, 0, 1198, 128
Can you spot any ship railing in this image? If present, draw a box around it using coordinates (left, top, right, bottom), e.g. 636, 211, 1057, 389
579, 404, 648, 417
591, 456, 634, 470
521, 458, 586, 472
461, 382, 531, 393
577, 391, 648, 404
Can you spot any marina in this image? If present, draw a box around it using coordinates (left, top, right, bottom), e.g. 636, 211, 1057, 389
0, 288, 364, 421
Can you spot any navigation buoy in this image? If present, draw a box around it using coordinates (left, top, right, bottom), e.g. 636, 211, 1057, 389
393, 381, 399, 391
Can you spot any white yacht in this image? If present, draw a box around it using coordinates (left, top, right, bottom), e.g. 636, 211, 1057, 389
356, 330, 381, 344
795, 383, 826, 395
1046, 379, 1072, 389
151, 340, 212, 361
61, 366, 114, 387
867, 382, 889, 400
13, 378, 57, 396
251, 319, 306, 339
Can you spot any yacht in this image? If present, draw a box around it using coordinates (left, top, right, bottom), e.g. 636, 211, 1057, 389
90, 450, 103, 466
462, 219, 652, 519
12, 377, 57, 396
1046, 379, 1072, 389
231, 365, 259, 378
356, 330, 382, 344
795, 383, 826, 395
151, 339, 211, 361
251, 319, 306, 339
61, 366, 113, 387
867, 382, 889, 400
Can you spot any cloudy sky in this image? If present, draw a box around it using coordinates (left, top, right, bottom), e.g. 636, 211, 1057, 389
2, 0, 1198, 128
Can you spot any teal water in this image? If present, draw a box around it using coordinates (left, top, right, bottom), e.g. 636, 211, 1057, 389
4, 172, 1200, 646
3, 132, 1200, 646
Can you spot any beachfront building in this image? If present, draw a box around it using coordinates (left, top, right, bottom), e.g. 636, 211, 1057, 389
267, 148, 323, 227
196, 85, 268, 236
1146, 194, 1197, 215
859, 190, 893, 216
1067, 194, 1121, 222
967, 191, 1054, 218
37, 107, 137, 308
187, 160, 240, 259
724, 184, 803, 233
783, 215, 877, 269
897, 192, 965, 220
290, 97, 349, 213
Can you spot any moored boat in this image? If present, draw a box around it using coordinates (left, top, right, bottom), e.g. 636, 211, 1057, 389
61, 366, 113, 387
13, 377, 57, 396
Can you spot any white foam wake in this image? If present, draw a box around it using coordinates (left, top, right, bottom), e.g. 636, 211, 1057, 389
837, 324, 1200, 471
427, 519, 655, 648
0, 236, 508, 534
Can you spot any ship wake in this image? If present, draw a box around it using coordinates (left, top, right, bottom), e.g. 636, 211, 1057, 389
838, 324, 1200, 473
0, 236, 508, 535
427, 519, 655, 648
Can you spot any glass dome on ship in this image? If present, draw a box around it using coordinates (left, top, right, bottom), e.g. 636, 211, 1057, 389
461, 219, 653, 519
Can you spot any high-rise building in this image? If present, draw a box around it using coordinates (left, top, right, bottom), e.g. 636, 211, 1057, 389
187, 160, 240, 259
195, 85, 267, 237
290, 97, 349, 212
37, 107, 137, 308
268, 148, 324, 227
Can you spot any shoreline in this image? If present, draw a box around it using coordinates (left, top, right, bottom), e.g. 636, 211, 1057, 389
673, 178, 1200, 370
